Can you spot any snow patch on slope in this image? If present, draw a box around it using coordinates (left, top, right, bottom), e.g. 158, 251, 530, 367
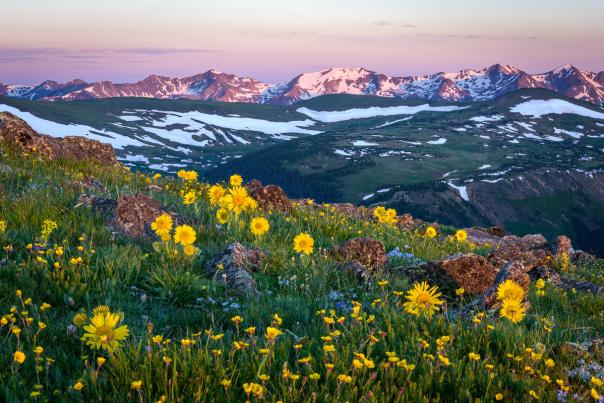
510, 99, 604, 119
296, 104, 466, 123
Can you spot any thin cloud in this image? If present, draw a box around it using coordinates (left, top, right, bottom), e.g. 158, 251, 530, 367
372, 22, 416, 28
288, 31, 319, 36
0, 47, 220, 62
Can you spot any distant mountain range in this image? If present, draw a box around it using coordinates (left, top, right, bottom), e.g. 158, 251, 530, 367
2, 64, 604, 105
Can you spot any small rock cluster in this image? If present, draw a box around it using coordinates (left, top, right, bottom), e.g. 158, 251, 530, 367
246, 179, 292, 212
204, 243, 264, 294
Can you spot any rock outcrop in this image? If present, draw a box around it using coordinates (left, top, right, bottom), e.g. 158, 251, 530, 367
113, 193, 176, 239
455, 261, 532, 316
550, 235, 573, 257
204, 243, 264, 293
246, 179, 292, 212
0, 112, 118, 165
333, 237, 387, 272
401, 253, 499, 296
487, 234, 551, 271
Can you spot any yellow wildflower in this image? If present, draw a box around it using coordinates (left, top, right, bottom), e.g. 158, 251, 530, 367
293, 232, 314, 255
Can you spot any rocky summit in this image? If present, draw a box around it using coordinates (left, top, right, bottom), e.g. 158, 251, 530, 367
0, 115, 603, 401
2, 64, 604, 105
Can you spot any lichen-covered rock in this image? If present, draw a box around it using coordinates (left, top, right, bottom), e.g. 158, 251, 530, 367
246, 179, 292, 212
333, 237, 387, 271
396, 213, 418, 230
465, 227, 504, 247
402, 253, 499, 296
332, 203, 373, 220
550, 235, 573, 257
204, 243, 264, 294
455, 261, 532, 316
486, 227, 507, 237
0, 112, 118, 165
114, 193, 172, 239
488, 234, 551, 271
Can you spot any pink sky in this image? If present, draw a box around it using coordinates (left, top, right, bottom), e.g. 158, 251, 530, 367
1, 0, 603, 85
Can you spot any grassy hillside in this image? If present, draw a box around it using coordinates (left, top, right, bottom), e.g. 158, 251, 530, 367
206, 90, 604, 254
0, 143, 603, 401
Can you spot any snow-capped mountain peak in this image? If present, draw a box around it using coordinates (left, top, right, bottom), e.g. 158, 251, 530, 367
2, 64, 603, 106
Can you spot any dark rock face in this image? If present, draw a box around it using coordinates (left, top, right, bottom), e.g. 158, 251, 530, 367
333, 237, 387, 271
0, 112, 118, 165
204, 243, 264, 294
402, 253, 499, 296
246, 179, 292, 212
114, 193, 171, 239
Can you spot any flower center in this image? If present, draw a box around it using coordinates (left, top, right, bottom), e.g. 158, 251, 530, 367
416, 292, 430, 305
97, 325, 114, 342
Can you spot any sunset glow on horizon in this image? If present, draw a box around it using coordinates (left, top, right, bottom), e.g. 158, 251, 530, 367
1, 0, 603, 85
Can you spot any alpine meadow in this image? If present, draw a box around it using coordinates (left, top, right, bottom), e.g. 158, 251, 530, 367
1, 1, 604, 402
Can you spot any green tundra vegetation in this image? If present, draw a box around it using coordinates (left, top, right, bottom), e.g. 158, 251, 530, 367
0, 142, 603, 402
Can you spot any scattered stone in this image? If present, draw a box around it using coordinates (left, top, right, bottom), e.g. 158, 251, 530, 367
0, 112, 118, 165
79, 175, 108, 192
246, 179, 292, 212
550, 235, 573, 257
204, 243, 264, 294
341, 261, 372, 285
333, 237, 387, 271
75, 194, 117, 216
401, 253, 499, 296
114, 192, 174, 239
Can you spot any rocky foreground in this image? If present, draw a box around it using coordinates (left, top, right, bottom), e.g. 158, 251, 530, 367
1, 111, 603, 401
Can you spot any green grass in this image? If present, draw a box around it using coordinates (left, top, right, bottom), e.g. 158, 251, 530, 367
1, 128, 604, 401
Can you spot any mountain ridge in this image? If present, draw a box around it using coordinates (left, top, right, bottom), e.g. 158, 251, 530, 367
3, 64, 604, 105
